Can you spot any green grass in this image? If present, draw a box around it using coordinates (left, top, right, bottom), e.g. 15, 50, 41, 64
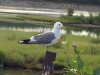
0, 30, 45, 68
0, 29, 100, 70
17, 15, 61, 22
0, 14, 100, 25
90, 37, 100, 44
0, 15, 61, 23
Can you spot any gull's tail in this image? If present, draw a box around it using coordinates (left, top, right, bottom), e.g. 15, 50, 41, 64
18, 39, 37, 44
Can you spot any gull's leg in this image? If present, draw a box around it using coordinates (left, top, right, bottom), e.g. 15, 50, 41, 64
47, 46, 50, 51
47, 46, 48, 51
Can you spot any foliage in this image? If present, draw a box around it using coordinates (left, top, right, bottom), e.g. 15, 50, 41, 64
88, 13, 94, 24
0, 50, 5, 68
62, 43, 94, 75
61, 8, 100, 25
1, 12, 100, 25
93, 68, 100, 75
67, 6, 74, 16
17, 15, 60, 22
93, 12, 100, 25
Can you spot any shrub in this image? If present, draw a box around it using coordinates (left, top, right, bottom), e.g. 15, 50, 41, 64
63, 44, 94, 75
94, 12, 100, 25
4, 51, 25, 67
0, 50, 5, 65
67, 6, 74, 16
88, 12, 94, 24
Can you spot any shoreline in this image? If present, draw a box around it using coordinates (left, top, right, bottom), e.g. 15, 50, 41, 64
0, 0, 100, 12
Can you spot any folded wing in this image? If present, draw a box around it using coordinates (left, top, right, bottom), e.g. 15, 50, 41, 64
30, 32, 56, 44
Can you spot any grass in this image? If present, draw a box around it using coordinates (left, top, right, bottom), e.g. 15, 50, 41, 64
0, 20, 48, 28
0, 13, 100, 25
0, 15, 61, 23
0, 29, 100, 70
90, 37, 100, 44
17, 15, 61, 22
0, 30, 44, 68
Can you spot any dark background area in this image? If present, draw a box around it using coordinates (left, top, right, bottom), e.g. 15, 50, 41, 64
24, 0, 100, 5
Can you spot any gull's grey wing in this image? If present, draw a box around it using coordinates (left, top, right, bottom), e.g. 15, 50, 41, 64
34, 32, 56, 44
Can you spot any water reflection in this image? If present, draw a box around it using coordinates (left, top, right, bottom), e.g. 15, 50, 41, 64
0, 26, 66, 34
71, 30, 97, 38
0, 26, 99, 38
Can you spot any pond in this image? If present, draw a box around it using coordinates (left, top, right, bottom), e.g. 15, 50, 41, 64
0, 21, 100, 38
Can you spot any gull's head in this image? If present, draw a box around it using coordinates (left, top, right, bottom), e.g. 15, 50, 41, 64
54, 22, 63, 29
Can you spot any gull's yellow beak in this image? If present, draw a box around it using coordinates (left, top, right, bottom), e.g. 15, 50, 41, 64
62, 27, 65, 30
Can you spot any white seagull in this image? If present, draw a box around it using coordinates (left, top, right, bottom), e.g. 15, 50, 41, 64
18, 22, 64, 51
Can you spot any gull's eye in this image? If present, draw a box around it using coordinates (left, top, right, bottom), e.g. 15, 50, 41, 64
59, 24, 60, 25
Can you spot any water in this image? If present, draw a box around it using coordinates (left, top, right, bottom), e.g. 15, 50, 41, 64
0, 26, 66, 34
0, 24, 99, 38
71, 30, 98, 38
0, 19, 100, 38
0, 6, 99, 17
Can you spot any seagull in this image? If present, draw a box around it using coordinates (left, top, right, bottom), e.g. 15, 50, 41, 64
18, 22, 64, 51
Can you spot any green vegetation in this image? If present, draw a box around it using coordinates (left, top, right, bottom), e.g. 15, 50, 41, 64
90, 37, 100, 44
0, 15, 61, 23
0, 12, 100, 26
0, 29, 100, 71
63, 44, 93, 75
67, 6, 74, 16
